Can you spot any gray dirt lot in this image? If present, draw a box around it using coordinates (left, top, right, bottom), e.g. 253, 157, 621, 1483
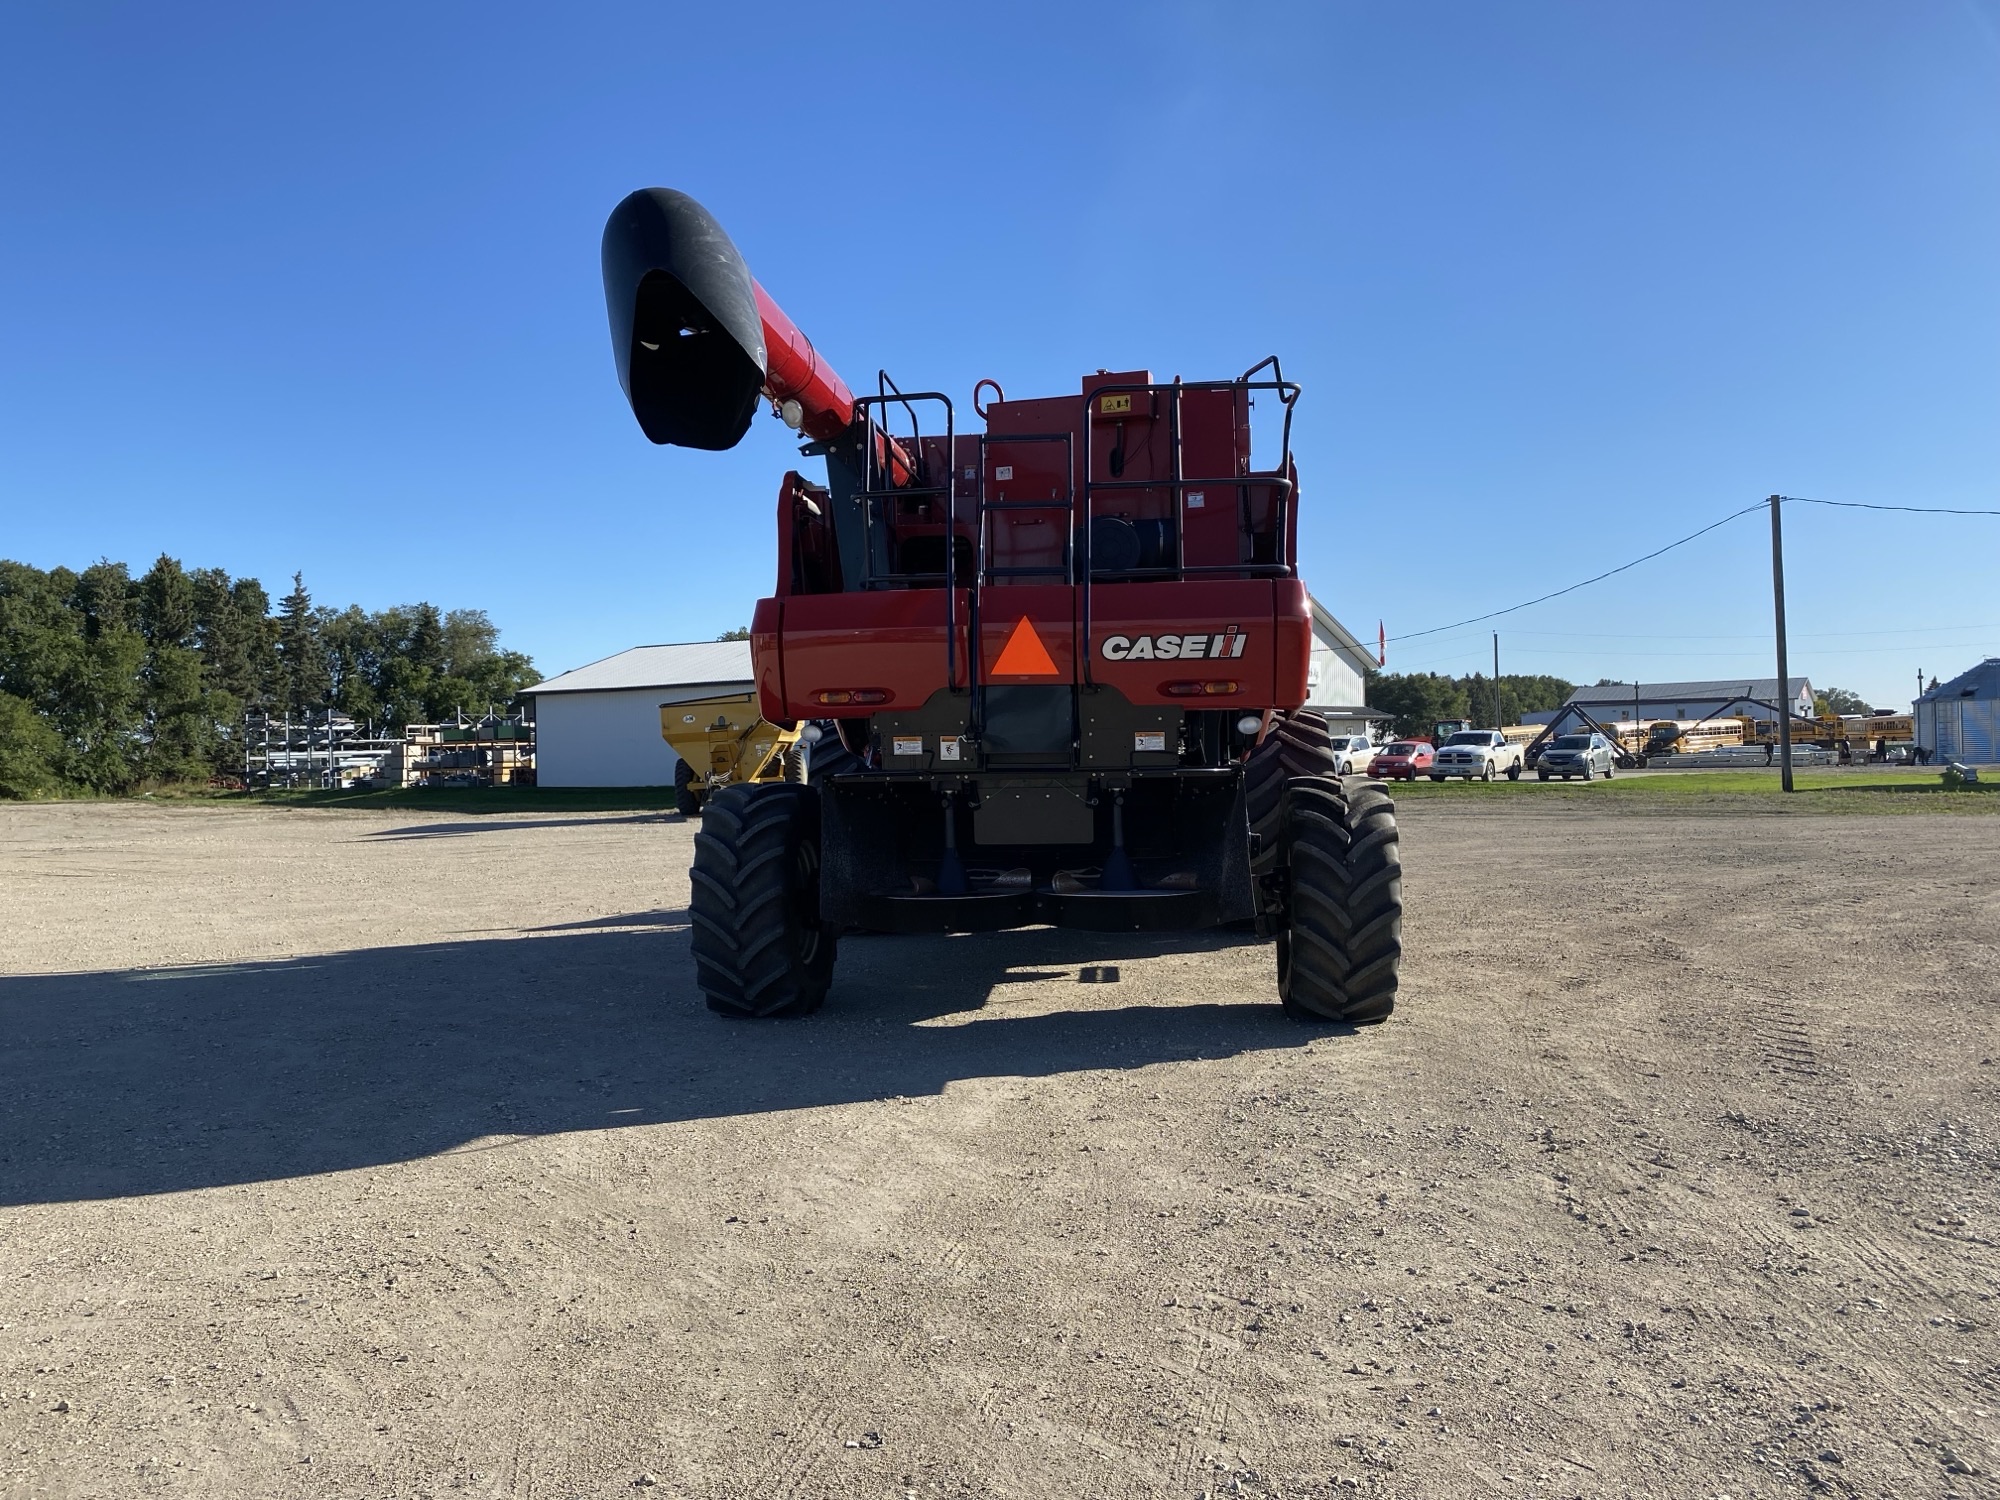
1, 800, 1995, 1500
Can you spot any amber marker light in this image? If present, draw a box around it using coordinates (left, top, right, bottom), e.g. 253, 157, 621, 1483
1161, 680, 1241, 697
812, 688, 891, 706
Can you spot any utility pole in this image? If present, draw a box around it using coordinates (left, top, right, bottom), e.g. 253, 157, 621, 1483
1492, 633, 1502, 728
1770, 494, 1794, 793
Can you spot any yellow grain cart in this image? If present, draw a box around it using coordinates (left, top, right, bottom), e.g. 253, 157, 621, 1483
659, 691, 803, 815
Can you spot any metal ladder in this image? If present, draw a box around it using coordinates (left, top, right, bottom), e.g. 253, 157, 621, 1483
969, 431, 1075, 711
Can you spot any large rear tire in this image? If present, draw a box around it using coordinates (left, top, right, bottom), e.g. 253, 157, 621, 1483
1243, 710, 1339, 879
674, 759, 702, 817
1276, 777, 1402, 1024
689, 785, 837, 1018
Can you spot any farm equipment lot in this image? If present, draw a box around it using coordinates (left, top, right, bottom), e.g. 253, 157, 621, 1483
1, 799, 1995, 1498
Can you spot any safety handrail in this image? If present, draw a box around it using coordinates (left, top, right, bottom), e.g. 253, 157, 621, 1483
1078, 367, 1301, 687
854, 390, 956, 686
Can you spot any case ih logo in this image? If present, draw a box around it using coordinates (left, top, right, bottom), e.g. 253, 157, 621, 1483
1100, 627, 1249, 662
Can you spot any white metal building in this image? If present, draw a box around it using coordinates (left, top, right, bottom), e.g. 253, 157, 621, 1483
1305, 596, 1380, 736
523, 641, 752, 788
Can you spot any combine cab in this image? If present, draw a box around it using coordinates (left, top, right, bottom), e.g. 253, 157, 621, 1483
599, 188, 1402, 1023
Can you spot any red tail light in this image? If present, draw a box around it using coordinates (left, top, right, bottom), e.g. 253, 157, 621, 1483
1162, 680, 1241, 697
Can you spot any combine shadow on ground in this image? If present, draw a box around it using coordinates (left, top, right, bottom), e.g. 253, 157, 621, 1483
364, 814, 678, 840
0, 920, 1319, 1206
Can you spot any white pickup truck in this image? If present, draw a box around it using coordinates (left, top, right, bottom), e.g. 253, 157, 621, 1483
1429, 729, 1525, 782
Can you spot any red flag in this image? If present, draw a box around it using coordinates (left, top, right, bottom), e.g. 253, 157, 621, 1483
1377, 621, 1387, 667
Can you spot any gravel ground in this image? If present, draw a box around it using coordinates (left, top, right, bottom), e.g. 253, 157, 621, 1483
0, 798, 1995, 1500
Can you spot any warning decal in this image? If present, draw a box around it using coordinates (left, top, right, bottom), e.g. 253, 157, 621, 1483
991, 616, 1061, 677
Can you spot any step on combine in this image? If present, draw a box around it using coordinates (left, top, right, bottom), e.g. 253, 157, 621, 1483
599, 188, 1403, 1023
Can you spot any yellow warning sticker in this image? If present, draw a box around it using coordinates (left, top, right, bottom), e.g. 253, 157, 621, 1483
1099, 392, 1132, 416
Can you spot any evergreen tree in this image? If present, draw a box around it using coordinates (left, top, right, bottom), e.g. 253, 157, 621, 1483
135, 555, 224, 782
276, 571, 330, 715
138, 554, 197, 649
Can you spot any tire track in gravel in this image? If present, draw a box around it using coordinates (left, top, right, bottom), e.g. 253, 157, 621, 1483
1161, 1298, 1244, 1492
733, 1391, 843, 1500
1753, 1001, 1823, 1086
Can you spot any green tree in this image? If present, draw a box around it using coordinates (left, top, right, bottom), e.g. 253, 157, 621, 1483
49, 563, 146, 790
276, 572, 329, 714
138, 555, 197, 650
134, 555, 232, 782
1365, 670, 1573, 740
716, 626, 751, 641
1815, 685, 1870, 716
325, 601, 537, 730
73, 559, 135, 639
320, 604, 385, 726
1366, 672, 1471, 740
0, 554, 537, 792
190, 568, 277, 709
0, 692, 63, 798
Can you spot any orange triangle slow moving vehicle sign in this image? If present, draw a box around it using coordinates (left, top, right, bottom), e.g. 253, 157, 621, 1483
991, 615, 1061, 677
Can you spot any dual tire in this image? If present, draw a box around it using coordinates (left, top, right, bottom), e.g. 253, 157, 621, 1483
1242, 709, 1340, 879
1276, 776, 1403, 1024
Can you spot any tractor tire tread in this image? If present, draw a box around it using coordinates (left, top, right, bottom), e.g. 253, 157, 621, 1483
1277, 775, 1402, 1024
674, 759, 702, 817
1244, 710, 1340, 878
687, 784, 836, 1019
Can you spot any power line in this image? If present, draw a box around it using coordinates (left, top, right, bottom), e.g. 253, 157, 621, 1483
1392, 620, 2000, 644
1385, 493, 2000, 648
1386, 502, 1765, 644
1783, 494, 2000, 517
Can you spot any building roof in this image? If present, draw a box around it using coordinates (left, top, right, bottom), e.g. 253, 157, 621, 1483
1917, 657, 2000, 703
1569, 676, 1810, 705
524, 640, 753, 696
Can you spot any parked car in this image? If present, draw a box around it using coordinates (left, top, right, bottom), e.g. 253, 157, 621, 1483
1537, 732, 1615, 781
1370, 740, 1435, 780
1328, 734, 1378, 775
1429, 729, 1525, 782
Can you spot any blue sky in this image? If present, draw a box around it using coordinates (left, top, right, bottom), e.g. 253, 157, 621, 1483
2, 3, 1995, 707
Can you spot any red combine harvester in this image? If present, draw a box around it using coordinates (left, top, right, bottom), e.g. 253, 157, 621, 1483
601, 188, 1402, 1023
